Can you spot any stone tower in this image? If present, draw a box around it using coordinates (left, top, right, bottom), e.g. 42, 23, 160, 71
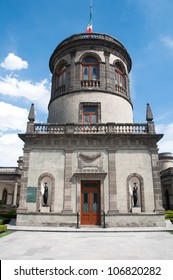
17, 32, 165, 227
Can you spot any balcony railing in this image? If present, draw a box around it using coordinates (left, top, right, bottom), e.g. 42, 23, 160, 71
33, 123, 148, 134
115, 84, 127, 96
0, 167, 21, 174
57, 85, 65, 93
81, 80, 100, 88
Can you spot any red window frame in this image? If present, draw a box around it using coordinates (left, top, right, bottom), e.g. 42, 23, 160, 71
57, 64, 66, 87
115, 64, 126, 89
82, 57, 99, 80
82, 106, 98, 124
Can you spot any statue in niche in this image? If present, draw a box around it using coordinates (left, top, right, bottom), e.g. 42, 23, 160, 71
43, 182, 48, 206
133, 183, 138, 207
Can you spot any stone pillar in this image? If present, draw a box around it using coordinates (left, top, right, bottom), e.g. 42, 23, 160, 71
125, 74, 130, 99
70, 51, 76, 91
62, 150, 73, 213
12, 181, 18, 206
104, 51, 111, 90
17, 149, 30, 213
151, 148, 164, 213
108, 150, 119, 213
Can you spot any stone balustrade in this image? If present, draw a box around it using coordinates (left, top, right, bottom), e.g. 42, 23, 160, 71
0, 167, 20, 174
33, 123, 148, 134
115, 84, 127, 96
81, 80, 100, 88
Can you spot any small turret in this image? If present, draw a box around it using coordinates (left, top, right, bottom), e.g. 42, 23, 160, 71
146, 103, 155, 134
28, 103, 35, 122
26, 103, 35, 133
146, 103, 153, 121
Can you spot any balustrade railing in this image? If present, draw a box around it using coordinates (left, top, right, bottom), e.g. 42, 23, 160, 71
33, 123, 148, 134
81, 80, 100, 88
115, 84, 127, 95
0, 167, 20, 174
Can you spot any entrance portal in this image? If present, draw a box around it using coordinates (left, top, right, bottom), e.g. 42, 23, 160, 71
81, 181, 101, 225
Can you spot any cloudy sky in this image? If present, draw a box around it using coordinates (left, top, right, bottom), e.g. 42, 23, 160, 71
0, 0, 173, 166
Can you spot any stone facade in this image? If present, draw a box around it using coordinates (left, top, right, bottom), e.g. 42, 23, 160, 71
16, 32, 165, 227
159, 153, 173, 210
0, 158, 22, 207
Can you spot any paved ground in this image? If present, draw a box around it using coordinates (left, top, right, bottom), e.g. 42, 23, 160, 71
0, 230, 173, 260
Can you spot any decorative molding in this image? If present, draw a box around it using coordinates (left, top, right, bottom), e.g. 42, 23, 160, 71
79, 152, 101, 161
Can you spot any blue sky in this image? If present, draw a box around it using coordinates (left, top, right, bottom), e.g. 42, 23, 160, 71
0, 0, 173, 166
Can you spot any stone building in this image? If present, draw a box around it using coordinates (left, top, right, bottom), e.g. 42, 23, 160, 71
0, 157, 22, 208
16, 32, 165, 227
159, 152, 173, 210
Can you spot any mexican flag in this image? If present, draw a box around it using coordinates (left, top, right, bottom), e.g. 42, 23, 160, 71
86, 10, 92, 32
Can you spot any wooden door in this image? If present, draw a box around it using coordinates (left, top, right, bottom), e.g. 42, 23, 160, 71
81, 181, 101, 225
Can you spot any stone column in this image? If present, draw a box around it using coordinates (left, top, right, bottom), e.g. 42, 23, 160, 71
12, 181, 18, 206
151, 148, 164, 213
104, 51, 111, 90
62, 150, 73, 213
108, 150, 119, 213
70, 51, 76, 91
17, 149, 30, 213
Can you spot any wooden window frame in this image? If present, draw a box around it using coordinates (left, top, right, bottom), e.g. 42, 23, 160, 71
82, 57, 99, 81
79, 102, 101, 124
115, 63, 126, 89
82, 106, 98, 124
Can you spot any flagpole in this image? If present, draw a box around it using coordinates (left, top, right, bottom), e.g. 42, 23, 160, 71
90, 0, 93, 23
86, 0, 93, 33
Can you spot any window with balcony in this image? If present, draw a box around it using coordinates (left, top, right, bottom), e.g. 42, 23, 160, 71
81, 57, 100, 87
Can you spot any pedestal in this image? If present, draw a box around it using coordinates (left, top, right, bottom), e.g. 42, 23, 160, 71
40, 206, 50, 213
132, 207, 141, 213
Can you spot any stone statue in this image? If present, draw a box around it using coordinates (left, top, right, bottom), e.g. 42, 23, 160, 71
133, 183, 138, 207
43, 182, 48, 206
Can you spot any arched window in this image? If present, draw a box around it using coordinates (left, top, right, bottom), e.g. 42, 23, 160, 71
115, 63, 126, 89
57, 64, 66, 86
82, 57, 99, 81
55, 63, 66, 93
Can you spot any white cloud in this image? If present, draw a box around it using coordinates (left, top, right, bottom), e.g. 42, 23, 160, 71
0, 102, 28, 132
0, 133, 24, 166
0, 103, 28, 166
156, 123, 173, 154
161, 36, 173, 50
0, 75, 50, 112
0, 53, 28, 70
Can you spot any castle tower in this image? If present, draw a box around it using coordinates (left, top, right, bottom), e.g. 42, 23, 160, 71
48, 33, 132, 124
17, 32, 165, 227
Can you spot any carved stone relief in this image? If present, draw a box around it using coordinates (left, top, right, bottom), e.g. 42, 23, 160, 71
78, 152, 103, 170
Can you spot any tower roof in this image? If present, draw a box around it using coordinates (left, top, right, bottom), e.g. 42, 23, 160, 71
49, 33, 132, 73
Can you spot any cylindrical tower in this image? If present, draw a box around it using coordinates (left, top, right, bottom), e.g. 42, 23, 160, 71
48, 33, 133, 124
159, 152, 173, 171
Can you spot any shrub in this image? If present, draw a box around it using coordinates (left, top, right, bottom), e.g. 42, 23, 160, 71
0, 210, 16, 219
0, 224, 7, 233
0, 217, 11, 224
165, 210, 173, 219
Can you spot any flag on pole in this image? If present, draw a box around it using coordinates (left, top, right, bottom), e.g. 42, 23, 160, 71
86, 0, 93, 33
